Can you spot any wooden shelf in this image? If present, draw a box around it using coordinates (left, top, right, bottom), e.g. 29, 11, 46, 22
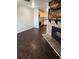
49, 0, 61, 9
48, 0, 61, 21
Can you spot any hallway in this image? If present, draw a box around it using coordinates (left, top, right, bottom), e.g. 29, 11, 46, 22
17, 28, 60, 59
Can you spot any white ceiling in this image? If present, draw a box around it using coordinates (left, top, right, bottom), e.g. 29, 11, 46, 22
17, 0, 52, 11
34, 0, 51, 9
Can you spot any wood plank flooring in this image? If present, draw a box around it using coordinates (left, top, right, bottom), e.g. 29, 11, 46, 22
17, 28, 60, 59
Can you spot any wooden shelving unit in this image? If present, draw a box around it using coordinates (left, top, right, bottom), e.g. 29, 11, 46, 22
48, 0, 61, 21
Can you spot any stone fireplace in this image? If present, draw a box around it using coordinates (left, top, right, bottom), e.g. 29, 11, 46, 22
46, 20, 61, 43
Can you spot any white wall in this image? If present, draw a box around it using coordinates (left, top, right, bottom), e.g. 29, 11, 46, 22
34, 8, 39, 28
17, 5, 34, 33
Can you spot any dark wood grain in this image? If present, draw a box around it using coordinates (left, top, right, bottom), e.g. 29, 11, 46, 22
17, 28, 60, 59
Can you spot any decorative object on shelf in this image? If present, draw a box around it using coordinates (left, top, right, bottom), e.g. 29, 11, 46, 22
49, 0, 61, 9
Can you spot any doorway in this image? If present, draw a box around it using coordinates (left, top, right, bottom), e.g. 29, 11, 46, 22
38, 9, 48, 34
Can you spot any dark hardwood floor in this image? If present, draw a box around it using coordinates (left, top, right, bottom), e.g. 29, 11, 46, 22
17, 28, 60, 59
39, 25, 47, 34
